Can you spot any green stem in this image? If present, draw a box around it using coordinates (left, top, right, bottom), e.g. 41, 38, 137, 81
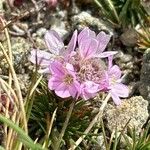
69, 93, 111, 150
55, 101, 75, 150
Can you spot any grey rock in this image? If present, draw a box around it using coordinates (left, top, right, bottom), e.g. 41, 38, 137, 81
17, 74, 30, 96
50, 19, 69, 40
139, 48, 150, 100
114, 50, 140, 83
116, 52, 133, 63
0, 37, 31, 74
71, 12, 113, 34
34, 37, 46, 50
0, 0, 5, 13
120, 29, 138, 47
91, 133, 105, 150
36, 28, 47, 37
104, 96, 148, 134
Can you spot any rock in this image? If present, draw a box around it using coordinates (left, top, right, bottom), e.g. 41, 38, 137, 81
35, 37, 46, 49
50, 18, 69, 40
115, 52, 133, 63
91, 133, 105, 150
0, 37, 31, 74
139, 48, 150, 100
120, 29, 138, 47
104, 96, 148, 134
114, 50, 141, 83
71, 11, 113, 34
0, 0, 5, 14
17, 74, 30, 96
36, 28, 47, 37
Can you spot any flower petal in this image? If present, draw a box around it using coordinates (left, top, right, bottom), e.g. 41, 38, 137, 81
63, 30, 77, 55
80, 81, 99, 100
55, 87, 71, 98
68, 81, 80, 98
30, 49, 53, 66
96, 31, 111, 54
50, 61, 65, 76
111, 83, 129, 98
84, 81, 99, 93
110, 91, 121, 105
79, 38, 98, 59
48, 76, 63, 90
109, 65, 122, 79
78, 27, 96, 45
81, 92, 96, 100
44, 30, 64, 55
95, 51, 118, 58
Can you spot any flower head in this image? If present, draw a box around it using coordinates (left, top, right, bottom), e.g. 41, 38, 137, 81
101, 56, 129, 105
30, 27, 129, 104
48, 61, 80, 98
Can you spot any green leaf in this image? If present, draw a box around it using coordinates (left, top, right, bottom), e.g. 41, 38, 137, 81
0, 114, 46, 150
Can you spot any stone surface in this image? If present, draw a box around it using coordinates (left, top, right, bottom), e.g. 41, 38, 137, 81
91, 133, 105, 150
139, 48, 150, 100
71, 11, 113, 34
114, 50, 140, 83
104, 96, 148, 134
120, 29, 138, 47
0, 37, 31, 74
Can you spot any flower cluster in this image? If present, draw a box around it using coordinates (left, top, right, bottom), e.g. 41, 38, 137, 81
30, 27, 129, 105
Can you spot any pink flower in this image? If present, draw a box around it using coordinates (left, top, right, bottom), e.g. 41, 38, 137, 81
78, 27, 117, 60
102, 56, 129, 105
30, 30, 77, 73
80, 81, 99, 100
48, 61, 80, 98
29, 28, 129, 103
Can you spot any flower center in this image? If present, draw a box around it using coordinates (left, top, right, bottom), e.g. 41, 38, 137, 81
63, 74, 74, 85
68, 52, 106, 84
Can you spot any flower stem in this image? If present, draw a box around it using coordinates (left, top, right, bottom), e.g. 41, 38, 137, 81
55, 100, 75, 150
69, 93, 111, 150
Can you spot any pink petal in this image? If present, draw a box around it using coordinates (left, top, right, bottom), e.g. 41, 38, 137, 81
66, 63, 74, 72
96, 31, 111, 53
109, 65, 122, 79
99, 72, 110, 91
79, 38, 98, 59
83, 81, 99, 93
80, 81, 99, 100
95, 51, 118, 58
30, 49, 53, 66
63, 30, 77, 55
111, 83, 129, 98
44, 30, 64, 55
55, 87, 71, 98
110, 91, 121, 105
68, 82, 80, 98
50, 61, 65, 76
108, 55, 113, 69
48, 76, 63, 90
81, 92, 96, 100
78, 27, 95, 45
